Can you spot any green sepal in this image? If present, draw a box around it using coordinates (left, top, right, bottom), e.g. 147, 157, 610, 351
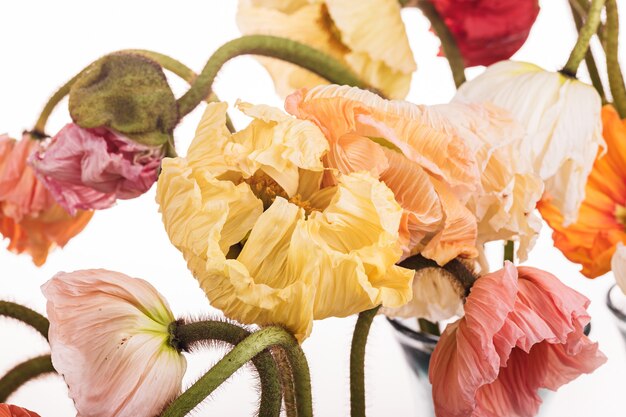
69, 53, 178, 146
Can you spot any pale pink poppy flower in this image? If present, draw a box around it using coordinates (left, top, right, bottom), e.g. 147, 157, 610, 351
429, 262, 606, 417
42, 270, 186, 417
30, 124, 163, 215
0, 404, 41, 417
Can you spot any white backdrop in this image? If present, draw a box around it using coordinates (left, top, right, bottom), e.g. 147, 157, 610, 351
1, 1, 625, 416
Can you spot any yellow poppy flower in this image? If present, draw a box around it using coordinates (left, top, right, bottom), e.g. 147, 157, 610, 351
157, 101, 413, 341
236, 0, 416, 99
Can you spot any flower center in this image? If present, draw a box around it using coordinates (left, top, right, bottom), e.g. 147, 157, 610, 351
615, 204, 626, 228
244, 171, 289, 210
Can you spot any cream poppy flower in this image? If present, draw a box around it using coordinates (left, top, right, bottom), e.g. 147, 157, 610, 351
42, 270, 186, 417
455, 60, 604, 226
157, 101, 413, 341
612, 243, 626, 295
424, 101, 544, 261
236, 0, 416, 99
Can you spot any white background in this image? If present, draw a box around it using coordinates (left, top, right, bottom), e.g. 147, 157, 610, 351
1, 1, 626, 416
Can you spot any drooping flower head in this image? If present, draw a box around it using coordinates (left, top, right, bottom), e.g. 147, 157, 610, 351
157, 101, 413, 341
429, 263, 606, 417
428, 0, 540, 67
237, 0, 416, 99
0, 133, 92, 265
42, 270, 186, 417
286, 85, 486, 265
456, 60, 604, 226
538, 105, 626, 278
30, 124, 163, 215
0, 404, 41, 417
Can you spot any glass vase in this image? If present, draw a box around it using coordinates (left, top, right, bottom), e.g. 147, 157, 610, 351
607, 284, 626, 344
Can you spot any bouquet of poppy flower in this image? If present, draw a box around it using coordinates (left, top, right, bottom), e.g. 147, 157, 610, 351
2, 0, 625, 416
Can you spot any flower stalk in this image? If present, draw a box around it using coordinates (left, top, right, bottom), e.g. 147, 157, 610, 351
605, 0, 626, 117
562, 0, 606, 77
0, 355, 55, 402
165, 322, 311, 417
176, 35, 373, 117
350, 306, 380, 417
504, 240, 515, 264
0, 301, 49, 340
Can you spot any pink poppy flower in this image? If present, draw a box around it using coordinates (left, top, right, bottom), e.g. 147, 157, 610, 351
29, 124, 163, 215
0, 404, 40, 417
429, 262, 606, 417
42, 270, 186, 417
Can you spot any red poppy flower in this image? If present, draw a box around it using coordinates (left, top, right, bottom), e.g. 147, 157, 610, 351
429, 0, 540, 67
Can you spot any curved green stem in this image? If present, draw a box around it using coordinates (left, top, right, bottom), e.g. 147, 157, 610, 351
569, 1, 607, 102
504, 240, 515, 264
605, 0, 626, 117
176, 35, 372, 118
0, 355, 55, 402
161, 322, 313, 417
350, 306, 380, 417
413, 0, 466, 88
0, 301, 49, 340
32, 72, 82, 138
272, 347, 298, 417
562, 0, 606, 77
170, 320, 283, 417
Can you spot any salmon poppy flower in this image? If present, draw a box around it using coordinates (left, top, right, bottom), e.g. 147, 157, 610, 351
539, 105, 626, 278
428, 0, 540, 67
429, 263, 606, 417
237, 0, 416, 99
0, 133, 92, 265
0, 404, 41, 417
157, 101, 413, 341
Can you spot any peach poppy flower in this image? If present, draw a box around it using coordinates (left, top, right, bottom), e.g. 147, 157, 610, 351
285, 85, 481, 265
157, 101, 413, 341
236, 0, 416, 99
0, 133, 92, 265
538, 105, 626, 278
42, 269, 186, 417
429, 263, 606, 417
0, 404, 40, 417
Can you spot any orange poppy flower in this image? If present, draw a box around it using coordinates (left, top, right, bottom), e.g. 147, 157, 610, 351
0, 133, 92, 265
538, 105, 626, 278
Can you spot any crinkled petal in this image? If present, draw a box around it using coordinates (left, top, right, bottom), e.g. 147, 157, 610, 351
611, 242, 626, 295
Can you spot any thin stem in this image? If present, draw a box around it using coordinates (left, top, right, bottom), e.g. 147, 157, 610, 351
562, 0, 606, 77
569, 0, 606, 42
0, 301, 49, 340
272, 347, 297, 417
413, 0, 466, 88
177, 35, 372, 118
418, 318, 440, 337
350, 306, 380, 417
32, 72, 82, 138
0, 355, 55, 402
605, 0, 626, 117
171, 320, 283, 417
569, 1, 607, 101
504, 240, 515, 264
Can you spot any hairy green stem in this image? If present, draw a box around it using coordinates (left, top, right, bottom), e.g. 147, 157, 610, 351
350, 306, 380, 417
412, 0, 466, 88
569, 1, 607, 101
272, 347, 298, 417
605, 0, 626, 117
0, 355, 55, 402
562, 0, 606, 77
0, 301, 49, 340
570, 0, 606, 42
169, 320, 283, 417
176, 35, 372, 117
504, 240, 515, 264
32, 72, 82, 138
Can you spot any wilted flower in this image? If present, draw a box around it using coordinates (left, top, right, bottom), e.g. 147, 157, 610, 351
29, 124, 163, 215
0, 133, 92, 265
157, 101, 413, 341
237, 0, 416, 99
42, 269, 186, 417
429, 263, 606, 417
456, 60, 604, 226
0, 404, 40, 417
428, 0, 540, 67
286, 85, 483, 265
539, 105, 625, 278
